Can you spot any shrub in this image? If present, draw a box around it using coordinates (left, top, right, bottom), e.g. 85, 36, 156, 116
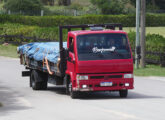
128, 32, 165, 62
90, 0, 126, 15
3, 0, 44, 15
0, 23, 68, 42
0, 14, 165, 27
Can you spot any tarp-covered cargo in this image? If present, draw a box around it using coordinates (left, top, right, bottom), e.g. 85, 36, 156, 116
18, 42, 67, 63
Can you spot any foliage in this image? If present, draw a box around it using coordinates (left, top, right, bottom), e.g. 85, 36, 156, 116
156, 0, 165, 10
41, 0, 54, 6
3, 0, 44, 15
128, 32, 165, 62
0, 44, 18, 58
124, 27, 165, 37
58, 0, 71, 6
130, 0, 165, 10
90, 0, 125, 15
0, 23, 61, 40
68, 2, 83, 10
0, 14, 165, 28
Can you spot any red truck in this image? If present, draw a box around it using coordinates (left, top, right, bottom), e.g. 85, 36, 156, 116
19, 24, 134, 98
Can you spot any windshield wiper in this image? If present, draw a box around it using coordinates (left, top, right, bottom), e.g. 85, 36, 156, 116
113, 51, 124, 58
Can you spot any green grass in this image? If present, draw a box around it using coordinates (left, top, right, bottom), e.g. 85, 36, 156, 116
0, 2, 4, 8
124, 27, 165, 37
134, 64, 165, 76
0, 44, 18, 58
0, 103, 2, 107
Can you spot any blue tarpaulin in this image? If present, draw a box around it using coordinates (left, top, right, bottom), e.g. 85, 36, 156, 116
18, 42, 67, 63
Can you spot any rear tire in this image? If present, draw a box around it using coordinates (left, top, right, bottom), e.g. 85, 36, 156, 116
31, 70, 48, 90
119, 90, 128, 98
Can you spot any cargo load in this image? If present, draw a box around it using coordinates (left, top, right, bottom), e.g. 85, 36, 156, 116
18, 42, 67, 63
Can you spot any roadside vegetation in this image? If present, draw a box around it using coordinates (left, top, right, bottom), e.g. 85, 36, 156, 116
124, 27, 165, 37
0, 44, 18, 58
0, 0, 165, 16
0, 103, 2, 107
134, 64, 165, 76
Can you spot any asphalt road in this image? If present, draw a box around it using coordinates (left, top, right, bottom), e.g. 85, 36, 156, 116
0, 56, 165, 120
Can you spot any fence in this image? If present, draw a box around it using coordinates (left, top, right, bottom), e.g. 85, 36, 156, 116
0, 34, 165, 67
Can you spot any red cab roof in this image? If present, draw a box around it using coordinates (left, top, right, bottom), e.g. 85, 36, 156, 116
69, 29, 127, 36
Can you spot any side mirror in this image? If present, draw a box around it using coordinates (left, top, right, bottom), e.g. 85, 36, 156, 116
68, 52, 75, 64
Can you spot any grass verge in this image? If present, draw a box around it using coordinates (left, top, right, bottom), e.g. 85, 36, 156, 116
134, 64, 165, 76
124, 27, 165, 37
0, 44, 18, 58
0, 102, 2, 107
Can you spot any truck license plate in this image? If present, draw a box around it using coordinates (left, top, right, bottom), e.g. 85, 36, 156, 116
100, 82, 113, 87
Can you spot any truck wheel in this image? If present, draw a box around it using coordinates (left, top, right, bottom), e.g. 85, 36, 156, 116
119, 90, 128, 98
31, 70, 48, 90
40, 72, 48, 90
69, 83, 79, 99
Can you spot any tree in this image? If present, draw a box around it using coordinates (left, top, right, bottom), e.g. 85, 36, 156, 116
156, 0, 165, 10
58, 0, 71, 6
90, 0, 125, 14
130, 0, 165, 10
4, 0, 44, 15
41, 0, 55, 6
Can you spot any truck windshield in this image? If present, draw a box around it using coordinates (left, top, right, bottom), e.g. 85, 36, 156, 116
77, 33, 131, 61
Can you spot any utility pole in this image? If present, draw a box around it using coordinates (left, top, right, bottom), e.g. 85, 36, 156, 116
135, 0, 141, 69
140, 0, 146, 68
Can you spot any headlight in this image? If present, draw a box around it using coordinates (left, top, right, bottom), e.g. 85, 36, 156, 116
124, 74, 133, 78
76, 75, 89, 80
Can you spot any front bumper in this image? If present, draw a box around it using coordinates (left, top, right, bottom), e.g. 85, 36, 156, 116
73, 74, 134, 92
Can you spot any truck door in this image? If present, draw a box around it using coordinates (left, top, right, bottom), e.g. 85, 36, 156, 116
67, 37, 75, 74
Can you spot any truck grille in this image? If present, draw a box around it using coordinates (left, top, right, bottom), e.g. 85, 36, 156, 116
90, 75, 122, 79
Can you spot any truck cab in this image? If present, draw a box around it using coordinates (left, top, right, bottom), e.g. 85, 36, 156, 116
63, 25, 134, 98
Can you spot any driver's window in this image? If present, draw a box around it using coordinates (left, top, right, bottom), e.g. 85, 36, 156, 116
69, 37, 74, 53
